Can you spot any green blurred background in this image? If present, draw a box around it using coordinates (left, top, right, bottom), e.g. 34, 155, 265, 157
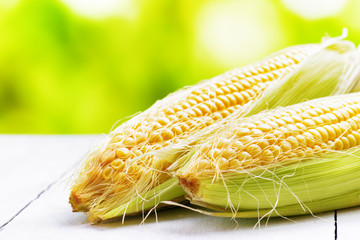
0, 0, 359, 133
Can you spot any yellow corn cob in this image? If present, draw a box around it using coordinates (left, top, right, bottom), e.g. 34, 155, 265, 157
177, 92, 360, 220
69, 44, 315, 215
70, 35, 359, 223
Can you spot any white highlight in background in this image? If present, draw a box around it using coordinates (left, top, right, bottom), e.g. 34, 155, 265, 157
196, 0, 287, 67
281, 0, 349, 20
60, 0, 137, 20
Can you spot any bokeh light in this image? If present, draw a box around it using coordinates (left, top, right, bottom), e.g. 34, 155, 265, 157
0, 0, 359, 134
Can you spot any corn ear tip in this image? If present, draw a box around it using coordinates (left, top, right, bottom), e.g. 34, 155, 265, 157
69, 190, 89, 212
179, 176, 200, 197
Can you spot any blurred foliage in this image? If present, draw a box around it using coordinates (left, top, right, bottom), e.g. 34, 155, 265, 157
0, 0, 359, 133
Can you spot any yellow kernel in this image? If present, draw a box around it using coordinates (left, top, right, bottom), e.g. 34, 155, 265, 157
115, 147, 130, 159
217, 139, 232, 148
324, 125, 336, 141
134, 132, 146, 143
326, 113, 339, 124
269, 145, 281, 157
257, 139, 270, 149
287, 136, 299, 149
123, 137, 136, 147
334, 138, 343, 150
232, 140, 244, 150
221, 148, 236, 159
332, 124, 343, 138
303, 119, 316, 128
158, 117, 171, 126
200, 93, 210, 101
267, 120, 279, 129
246, 89, 257, 98
308, 109, 319, 117
171, 125, 183, 135
245, 144, 262, 157
251, 129, 263, 136
299, 112, 311, 119
209, 148, 221, 159
347, 133, 357, 148
151, 122, 162, 130
261, 149, 274, 162
193, 107, 203, 117
315, 127, 329, 142
198, 104, 211, 115
226, 94, 237, 106
233, 82, 245, 91
187, 99, 198, 106
227, 84, 238, 93
189, 94, 203, 103
178, 122, 190, 132
295, 123, 307, 131
347, 118, 358, 131
217, 157, 229, 169
274, 118, 286, 126
339, 108, 351, 120
312, 117, 324, 125
203, 100, 216, 111
353, 116, 360, 128
239, 135, 254, 144
340, 136, 350, 149
279, 126, 290, 138
287, 124, 299, 134
257, 124, 272, 132
238, 151, 252, 161
303, 132, 315, 147
102, 166, 112, 180
333, 110, 345, 121
241, 123, 257, 129
236, 128, 251, 137
352, 131, 360, 145
319, 115, 332, 125
164, 107, 175, 115
272, 129, 284, 138
111, 159, 125, 170
161, 129, 175, 140
220, 110, 230, 118
110, 134, 124, 144
295, 134, 307, 147
241, 91, 251, 101
239, 79, 251, 88
218, 95, 230, 108
148, 132, 163, 143
197, 159, 211, 170
308, 129, 323, 142
229, 159, 242, 169
214, 98, 225, 110
233, 92, 245, 104
282, 116, 295, 124
280, 141, 292, 153
264, 133, 277, 145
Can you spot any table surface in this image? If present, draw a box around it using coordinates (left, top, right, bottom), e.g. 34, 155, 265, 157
0, 135, 358, 240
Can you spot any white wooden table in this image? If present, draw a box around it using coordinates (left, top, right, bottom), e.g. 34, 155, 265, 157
0, 135, 358, 239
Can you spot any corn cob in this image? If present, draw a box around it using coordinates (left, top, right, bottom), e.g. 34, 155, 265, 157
177, 92, 360, 220
70, 36, 359, 223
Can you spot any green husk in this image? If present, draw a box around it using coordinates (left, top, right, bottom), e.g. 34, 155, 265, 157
99, 36, 360, 222
177, 147, 360, 219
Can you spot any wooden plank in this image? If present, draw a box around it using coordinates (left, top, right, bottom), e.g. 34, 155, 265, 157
1, 177, 335, 239
337, 207, 360, 239
0, 135, 103, 226
0, 135, 336, 239
0, 177, 334, 240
